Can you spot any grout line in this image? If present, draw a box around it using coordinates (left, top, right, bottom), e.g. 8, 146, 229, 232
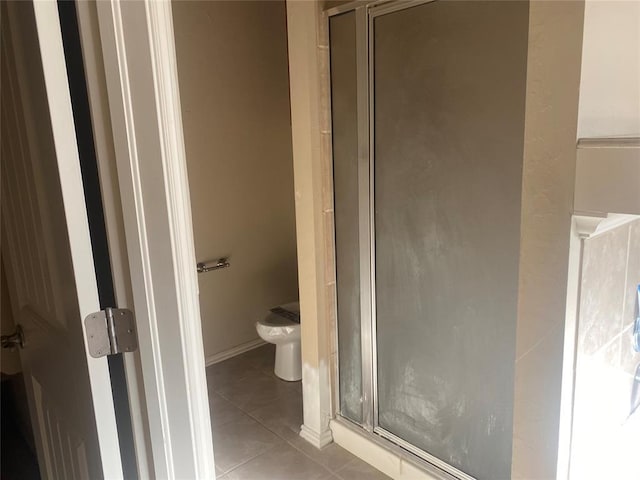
207, 392, 240, 429
209, 352, 302, 417
333, 458, 360, 479
620, 227, 632, 328
218, 443, 282, 477
215, 376, 301, 418
614, 226, 633, 369
208, 367, 266, 396
210, 348, 351, 478
273, 421, 360, 477
281, 438, 338, 477
219, 392, 336, 477
590, 329, 624, 358
329, 456, 360, 476
515, 320, 562, 363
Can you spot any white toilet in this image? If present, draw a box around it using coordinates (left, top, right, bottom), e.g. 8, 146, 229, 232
256, 302, 301, 381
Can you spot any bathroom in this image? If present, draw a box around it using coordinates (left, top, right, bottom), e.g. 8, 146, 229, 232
1, 0, 638, 478
171, 1, 391, 477
172, 0, 301, 373
171, 1, 362, 478
169, 0, 640, 479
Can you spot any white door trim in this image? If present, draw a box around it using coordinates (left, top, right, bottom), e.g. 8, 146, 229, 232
96, 0, 337, 463
95, 1, 214, 478
93, 0, 335, 474
74, 1, 153, 476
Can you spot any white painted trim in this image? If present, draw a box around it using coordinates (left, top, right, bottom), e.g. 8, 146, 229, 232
592, 213, 640, 237
573, 213, 606, 238
300, 424, 333, 449
145, 3, 215, 478
95, 0, 214, 478
74, 2, 152, 477
205, 339, 266, 367
330, 419, 452, 480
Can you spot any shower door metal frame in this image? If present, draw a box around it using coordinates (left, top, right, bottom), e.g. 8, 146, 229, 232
326, 0, 373, 431
356, 2, 374, 432
328, 1, 476, 479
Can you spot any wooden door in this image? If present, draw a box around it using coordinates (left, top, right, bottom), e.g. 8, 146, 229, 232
1, 1, 123, 478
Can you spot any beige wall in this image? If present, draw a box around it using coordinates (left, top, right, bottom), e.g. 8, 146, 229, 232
172, 1, 298, 358
512, 2, 585, 478
578, 0, 640, 138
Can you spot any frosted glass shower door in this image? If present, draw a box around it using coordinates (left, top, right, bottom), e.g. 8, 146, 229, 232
372, 1, 529, 479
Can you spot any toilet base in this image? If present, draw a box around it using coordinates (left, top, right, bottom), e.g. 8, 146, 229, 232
274, 341, 301, 381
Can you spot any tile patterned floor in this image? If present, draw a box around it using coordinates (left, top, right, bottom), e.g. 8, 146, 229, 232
207, 344, 390, 479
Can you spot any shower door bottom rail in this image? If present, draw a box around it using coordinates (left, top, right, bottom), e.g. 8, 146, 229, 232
372, 426, 476, 480
334, 415, 473, 480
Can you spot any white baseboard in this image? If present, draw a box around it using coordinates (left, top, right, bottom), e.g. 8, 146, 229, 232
299, 424, 333, 449
330, 419, 445, 480
204, 338, 266, 367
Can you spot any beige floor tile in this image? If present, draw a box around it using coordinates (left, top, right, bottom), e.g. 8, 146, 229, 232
248, 392, 303, 436
209, 392, 246, 428
217, 370, 299, 413
288, 379, 302, 396
207, 355, 261, 391
211, 350, 386, 480
222, 444, 332, 480
212, 415, 282, 474
286, 439, 358, 474
211, 366, 270, 397
334, 457, 391, 480
241, 344, 277, 373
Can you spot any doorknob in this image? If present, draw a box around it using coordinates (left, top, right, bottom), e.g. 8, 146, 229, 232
1, 325, 25, 349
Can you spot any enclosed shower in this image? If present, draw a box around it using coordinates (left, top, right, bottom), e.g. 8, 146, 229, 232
329, 1, 529, 478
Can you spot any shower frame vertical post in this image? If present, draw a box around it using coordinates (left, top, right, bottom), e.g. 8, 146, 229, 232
356, 4, 374, 433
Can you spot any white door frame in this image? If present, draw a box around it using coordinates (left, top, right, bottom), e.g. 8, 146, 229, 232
92, 1, 214, 477
74, 1, 153, 476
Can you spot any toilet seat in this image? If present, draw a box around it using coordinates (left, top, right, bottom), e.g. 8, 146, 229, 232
256, 313, 301, 341
256, 302, 302, 381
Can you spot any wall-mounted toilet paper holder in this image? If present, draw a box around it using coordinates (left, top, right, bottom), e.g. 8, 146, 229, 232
197, 257, 230, 274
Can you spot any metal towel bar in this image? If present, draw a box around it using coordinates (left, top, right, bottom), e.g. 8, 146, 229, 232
197, 257, 230, 273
